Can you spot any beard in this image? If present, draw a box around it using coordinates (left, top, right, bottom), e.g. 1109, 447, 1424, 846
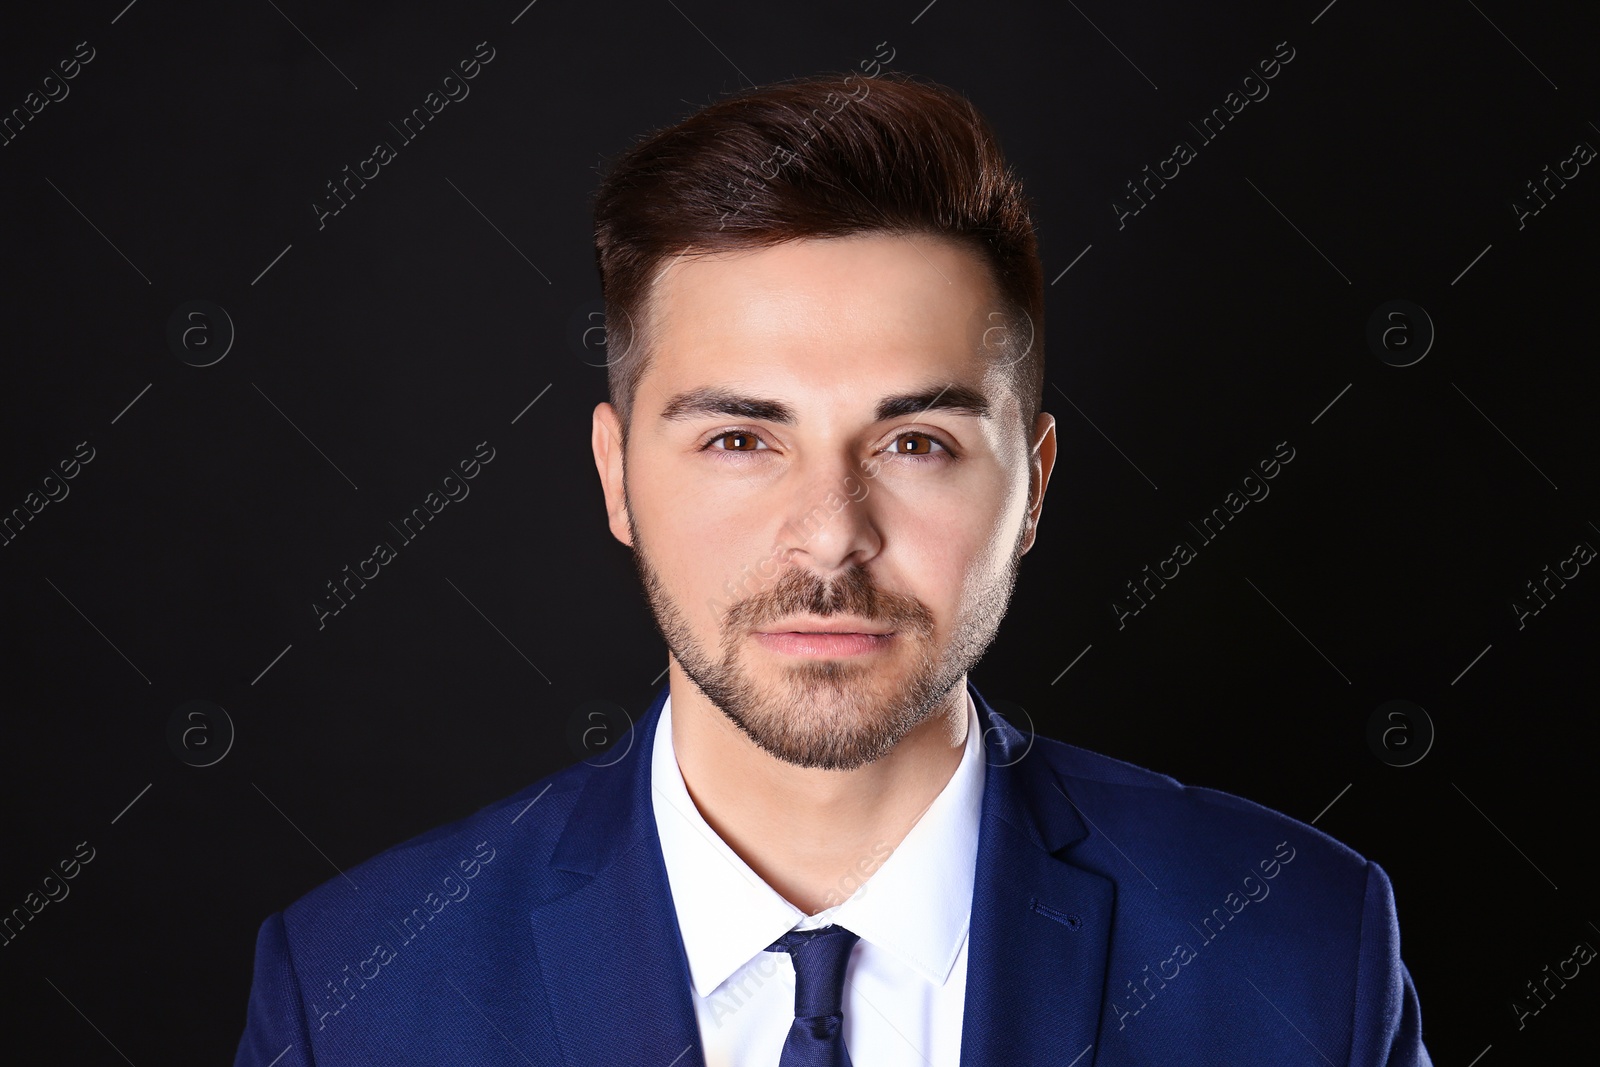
625, 493, 1026, 771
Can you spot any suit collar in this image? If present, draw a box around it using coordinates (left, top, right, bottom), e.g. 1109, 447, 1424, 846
960, 683, 1114, 1066
546, 679, 1089, 870
531, 679, 1113, 1067
546, 680, 671, 879
971, 683, 1092, 854
531, 681, 706, 1065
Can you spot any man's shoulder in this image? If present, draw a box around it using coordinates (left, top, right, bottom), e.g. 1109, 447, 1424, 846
1023, 729, 1371, 897
277, 754, 599, 938
1011, 733, 1426, 1063
248, 755, 620, 1054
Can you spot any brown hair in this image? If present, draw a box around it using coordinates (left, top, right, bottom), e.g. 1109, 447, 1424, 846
591, 71, 1044, 444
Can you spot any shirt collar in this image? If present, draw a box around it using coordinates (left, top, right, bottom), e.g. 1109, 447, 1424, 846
650, 686, 986, 998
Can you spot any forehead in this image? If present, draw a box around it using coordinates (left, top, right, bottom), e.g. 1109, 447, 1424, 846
637, 233, 1006, 413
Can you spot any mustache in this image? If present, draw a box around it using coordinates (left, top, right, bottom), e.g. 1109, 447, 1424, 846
725, 565, 933, 635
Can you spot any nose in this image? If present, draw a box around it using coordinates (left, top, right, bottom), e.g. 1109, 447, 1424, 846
773, 452, 881, 575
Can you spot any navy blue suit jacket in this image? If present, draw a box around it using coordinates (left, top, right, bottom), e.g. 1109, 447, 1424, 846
234, 680, 1431, 1065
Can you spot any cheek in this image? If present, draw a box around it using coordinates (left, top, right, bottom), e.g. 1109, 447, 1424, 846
888, 489, 1005, 616
636, 466, 775, 609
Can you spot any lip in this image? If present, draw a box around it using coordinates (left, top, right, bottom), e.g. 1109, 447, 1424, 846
752, 630, 894, 658
757, 617, 894, 636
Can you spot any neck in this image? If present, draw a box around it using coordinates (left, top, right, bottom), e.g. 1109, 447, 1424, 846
666, 660, 970, 915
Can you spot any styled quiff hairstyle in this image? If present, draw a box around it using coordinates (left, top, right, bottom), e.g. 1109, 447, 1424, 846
591, 71, 1044, 444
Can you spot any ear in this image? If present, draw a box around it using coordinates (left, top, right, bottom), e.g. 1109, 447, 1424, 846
591, 402, 634, 547
1019, 411, 1057, 556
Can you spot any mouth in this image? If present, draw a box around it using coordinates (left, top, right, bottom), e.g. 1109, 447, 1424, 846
752, 630, 902, 655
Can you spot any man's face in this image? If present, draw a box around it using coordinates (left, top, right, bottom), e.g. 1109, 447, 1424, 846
592, 233, 1055, 771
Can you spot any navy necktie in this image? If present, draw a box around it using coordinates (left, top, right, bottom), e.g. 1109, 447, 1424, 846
764, 924, 860, 1066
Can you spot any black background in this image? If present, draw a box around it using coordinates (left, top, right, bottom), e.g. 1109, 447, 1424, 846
2, 0, 1596, 1062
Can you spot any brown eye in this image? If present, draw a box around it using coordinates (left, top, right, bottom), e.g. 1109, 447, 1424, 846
707, 431, 768, 454
894, 433, 937, 455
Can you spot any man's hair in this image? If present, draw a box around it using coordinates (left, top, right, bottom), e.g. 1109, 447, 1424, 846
591, 72, 1044, 444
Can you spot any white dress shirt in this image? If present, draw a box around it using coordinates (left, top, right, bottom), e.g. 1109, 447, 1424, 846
650, 688, 986, 1066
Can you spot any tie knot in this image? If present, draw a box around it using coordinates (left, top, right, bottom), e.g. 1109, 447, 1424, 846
766, 924, 860, 1020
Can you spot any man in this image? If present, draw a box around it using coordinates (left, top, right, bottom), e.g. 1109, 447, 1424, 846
234, 73, 1431, 1065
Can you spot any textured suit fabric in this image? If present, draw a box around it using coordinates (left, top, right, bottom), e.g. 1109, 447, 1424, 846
232, 679, 1432, 1065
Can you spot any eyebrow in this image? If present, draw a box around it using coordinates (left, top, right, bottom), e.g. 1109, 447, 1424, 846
657, 382, 993, 425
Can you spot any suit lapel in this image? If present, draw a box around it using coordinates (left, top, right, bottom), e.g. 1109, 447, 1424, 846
527, 684, 707, 1067
960, 683, 1115, 1067
526, 680, 1116, 1067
